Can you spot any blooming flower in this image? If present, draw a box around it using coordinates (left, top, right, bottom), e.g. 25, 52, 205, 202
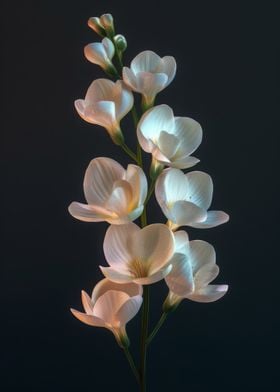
164, 231, 228, 310
84, 37, 115, 72
68, 157, 147, 224
155, 168, 229, 229
137, 104, 202, 169
71, 278, 143, 347
100, 222, 175, 285
74, 78, 133, 144
123, 51, 176, 108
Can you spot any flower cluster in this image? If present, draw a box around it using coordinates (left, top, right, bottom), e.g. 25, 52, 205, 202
69, 13, 229, 388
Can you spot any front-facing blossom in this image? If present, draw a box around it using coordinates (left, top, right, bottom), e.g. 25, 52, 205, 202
100, 222, 175, 285
155, 168, 229, 229
68, 157, 147, 224
123, 51, 176, 108
84, 37, 115, 71
75, 78, 133, 144
164, 231, 228, 310
137, 105, 202, 169
71, 278, 143, 347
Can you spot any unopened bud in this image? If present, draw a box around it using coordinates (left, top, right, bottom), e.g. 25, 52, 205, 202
100, 13, 115, 37
88, 17, 106, 37
114, 34, 127, 52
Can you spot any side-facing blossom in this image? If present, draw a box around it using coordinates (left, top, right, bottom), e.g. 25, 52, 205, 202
155, 168, 229, 229
71, 278, 143, 347
123, 51, 176, 108
84, 37, 115, 72
164, 231, 228, 310
100, 222, 175, 285
137, 104, 202, 169
75, 78, 133, 144
68, 157, 147, 225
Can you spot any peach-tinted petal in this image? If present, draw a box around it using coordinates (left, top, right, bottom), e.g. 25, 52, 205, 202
170, 200, 207, 226
115, 295, 143, 325
134, 264, 172, 285
91, 279, 142, 304
131, 50, 162, 73
81, 290, 93, 314
165, 253, 194, 297
100, 266, 133, 283
93, 290, 130, 326
70, 308, 106, 327
68, 202, 116, 222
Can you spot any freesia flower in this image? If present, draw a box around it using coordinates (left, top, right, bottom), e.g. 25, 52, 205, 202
155, 168, 229, 229
84, 37, 116, 72
137, 104, 202, 170
100, 222, 175, 285
123, 51, 176, 109
71, 278, 143, 347
164, 231, 228, 310
68, 157, 147, 224
74, 78, 133, 144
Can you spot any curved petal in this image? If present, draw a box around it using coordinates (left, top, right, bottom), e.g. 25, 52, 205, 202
92, 290, 130, 326
122, 67, 138, 90
188, 240, 216, 275
114, 81, 134, 120
84, 42, 108, 67
84, 157, 124, 205
126, 206, 144, 222
68, 202, 116, 222
81, 291, 93, 314
174, 230, 189, 254
185, 171, 213, 210
157, 131, 180, 160
100, 266, 133, 283
84, 101, 117, 132
125, 165, 148, 206
161, 56, 177, 84
129, 224, 175, 274
194, 264, 219, 289
85, 79, 116, 103
166, 155, 200, 169
190, 211, 230, 228
173, 117, 203, 157
186, 284, 228, 303
165, 253, 194, 297
137, 72, 168, 97
92, 279, 142, 304
115, 295, 143, 326
102, 37, 115, 60
70, 309, 106, 327
156, 168, 189, 205
74, 99, 86, 120
105, 180, 133, 215
131, 50, 162, 73
170, 200, 207, 226
103, 223, 139, 269
134, 264, 172, 285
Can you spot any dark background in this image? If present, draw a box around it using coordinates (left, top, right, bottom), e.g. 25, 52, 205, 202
2, 1, 279, 391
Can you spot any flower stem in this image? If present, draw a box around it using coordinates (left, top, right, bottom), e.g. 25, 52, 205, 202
147, 312, 168, 346
120, 142, 138, 163
139, 285, 150, 392
123, 346, 140, 383
145, 177, 156, 205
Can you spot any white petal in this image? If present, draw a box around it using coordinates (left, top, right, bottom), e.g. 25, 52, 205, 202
185, 171, 213, 210
174, 230, 189, 254
93, 290, 130, 326
122, 67, 138, 90
84, 43, 108, 67
190, 211, 230, 228
188, 240, 216, 276
137, 72, 168, 97
194, 264, 219, 289
157, 168, 189, 205
68, 202, 116, 222
114, 81, 134, 120
100, 266, 133, 283
92, 279, 142, 304
102, 37, 115, 60
105, 180, 133, 215
84, 157, 124, 205
85, 79, 116, 103
161, 56, 177, 84
157, 131, 180, 160
103, 223, 139, 269
125, 165, 148, 206
165, 253, 194, 297
170, 200, 207, 226
81, 291, 93, 314
131, 50, 162, 73
166, 155, 200, 169
129, 224, 175, 274
74, 99, 86, 120
173, 117, 203, 156
126, 206, 144, 222
71, 309, 106, 327
134, 264, 172, 285
84, 101, 117, 132
186, 284, 228, 303
115, 295, 143, 325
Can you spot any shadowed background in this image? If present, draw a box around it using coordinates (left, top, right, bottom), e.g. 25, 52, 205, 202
1, 0, 279, 391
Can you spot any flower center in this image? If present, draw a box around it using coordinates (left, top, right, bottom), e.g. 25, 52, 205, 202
128, 259, 148, 278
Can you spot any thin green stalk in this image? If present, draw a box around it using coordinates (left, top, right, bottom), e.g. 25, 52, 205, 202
120, 143, 138, 163
139, 286, 150, 392
147, 313, 168, 346
145, 178, 156, 205
123, 347, 140, 383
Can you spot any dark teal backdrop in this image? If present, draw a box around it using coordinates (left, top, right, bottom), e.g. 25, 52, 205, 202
2, 0, 279, 391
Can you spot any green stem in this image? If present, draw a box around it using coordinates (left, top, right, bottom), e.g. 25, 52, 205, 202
123, 346, 140, 383
139, 286, 150, 392
145, 178, 156, 205
120, 143, 138, 163
147, 313, 168, 346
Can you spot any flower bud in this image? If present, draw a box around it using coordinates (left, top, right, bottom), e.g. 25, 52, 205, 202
100, 13, 115, 36
163, 292, 181, 313
88, 17, 106, 37
114, 34, 127, 52
149, 157, 164, 180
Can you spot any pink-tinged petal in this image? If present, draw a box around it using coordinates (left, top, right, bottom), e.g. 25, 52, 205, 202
186, 284, 228, 303
102, 37, 115, 59
125, 165, 148, 206
114, 81, 134, 120
85, 79, 116, 103
126, 206, 144, 222
188, 240, 216, 275
81, 291, 93, 314
161, 56, 177, 84
129, 224, 175, 273
68, 202, 116, 222
92, 279, 142, 304
173, 117, 203, 156
93, 290, 130, 326
70, 309, 106, 327
84, 101, 117, 132
115, 295, 143, 326
103, 223, 139, 269
131, 50, 162, 73
122, 67, 138, 90
74, 99, 86, 120
170, 200, 207, 226
190, 210, 230, 228
134, 264, 172, 285
105, 180, 133, 214
84, 43, 108, 66
137, 72, 168, 97
100, 266, 133, 283
84, 157, 125, 205
165, 253, 194, 297
166, 155, 200, 169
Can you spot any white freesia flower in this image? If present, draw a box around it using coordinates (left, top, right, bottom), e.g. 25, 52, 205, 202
75, 79, 133, 144
100, 222, 175, 285
123, 51, 176, 108
84, 37, 115, 72
137, 105, 202, 170
155, 168, 229, 229
68, 157, 147, 224
164, 231, 228, 310
71, 278, 143, 347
